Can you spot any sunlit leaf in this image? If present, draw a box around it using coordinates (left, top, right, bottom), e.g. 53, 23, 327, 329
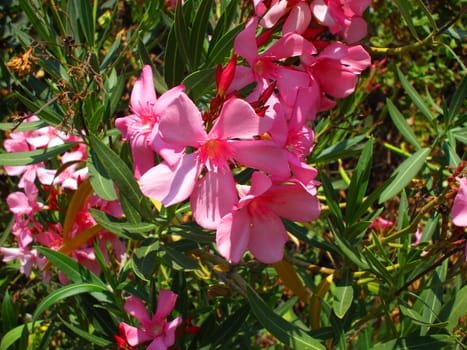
0, 143, 77, 166
386, 99, 421, 150
379, 147, 431, 203
32, 283, 109, 324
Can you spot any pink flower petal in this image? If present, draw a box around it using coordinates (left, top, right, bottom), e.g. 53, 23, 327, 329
248, 211, 288, 263
264, 183, 321, 222
282, 3, 312, 34
313, 60, 357, 98
259, 0, 288, 28
7, 192, 32, 215
161, 316, 183, 348
209, 98, 270, 139
158, 93, 207, 147
262, 33, 316, 59
343, 16, 368, 43
120, 322, 153, 347
130, 132, 156, 179
124, 296, 151, 325
191, 170, 238, 229
130, 65, 157, 116
452, 177, 467, 227
154, 289, 178, 320
217, 210, 251, 263
249, 171, 272, 197
234, 17, 259, 66
147, 337, 168, 350
230, 140, 290, 178
139, 153, 201, 207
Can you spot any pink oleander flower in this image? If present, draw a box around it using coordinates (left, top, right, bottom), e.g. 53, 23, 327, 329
256, 0, 313, 35
119, 291, 182, 350
302, 41, 371, 99
0, 246, 44, 277
232, 17, 316, 106
140, 92, 289, 229
452, 177, 467, 227
115, 65, 185, 178
310, 0, 371, 43
369, 216, 394, 231
216, 171, 320, 263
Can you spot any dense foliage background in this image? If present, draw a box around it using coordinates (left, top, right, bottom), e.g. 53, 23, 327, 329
0, 0, 466, 349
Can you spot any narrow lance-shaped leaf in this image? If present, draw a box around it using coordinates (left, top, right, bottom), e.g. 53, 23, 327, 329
88, 134, 154, 221
247, 287, 325, 350
191, 0, 213, 68
397, 67, 436, 128
386, 99, 421, 150
0, 143, 77, 166
394, 0, 420, 40
174, 0, 193, 71
32, 283, 109, 324
379, 147, 431, 203
346, 138, 374, 223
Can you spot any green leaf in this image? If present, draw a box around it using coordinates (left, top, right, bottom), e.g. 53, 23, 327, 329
0, 143, 77, 166
183, 67, 216, 101
420, 261, 447, 335
32, 283, 109, 323
247, 287, 325, 350
399, 304, 448, 327
160, 245, 199, 271
451, 127, 467, 144
1, 291, 16, 334
87, 148, 118, 201
207, 305, 249, 347
397, 67, 436, 127
333, 270, 354, 319
373, 335, 455, 350
131, 236, 160, 281
191, 0, 213, 68
174, 0, 193, 70
89, 134, 154, 221
74, 0, 95, 48
313, 134, 366, 163
386, 99, 421, 150
101, 36, 121, 71
18, 0, 59, 50
37, 247, 105, 287
379, 147, 431, 203
60, 317, 112, 347
12, 92, 62, 125
207, 24, 244, 66
345, 139, 374, 223
394, 0, 420, 40
448, 75, 467, 123
440, 285, 467, 333
0, 120, 47, 131
164, 25, 186, 87
0, 322, 42, 350
89, 208, 153, 240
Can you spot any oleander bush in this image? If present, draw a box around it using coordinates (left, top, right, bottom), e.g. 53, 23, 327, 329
0, 0, 466, 349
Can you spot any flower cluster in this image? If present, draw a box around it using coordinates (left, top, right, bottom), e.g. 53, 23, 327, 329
116, 4, 371, 264
0, 117, 124, 282
115, 290, 183, 350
